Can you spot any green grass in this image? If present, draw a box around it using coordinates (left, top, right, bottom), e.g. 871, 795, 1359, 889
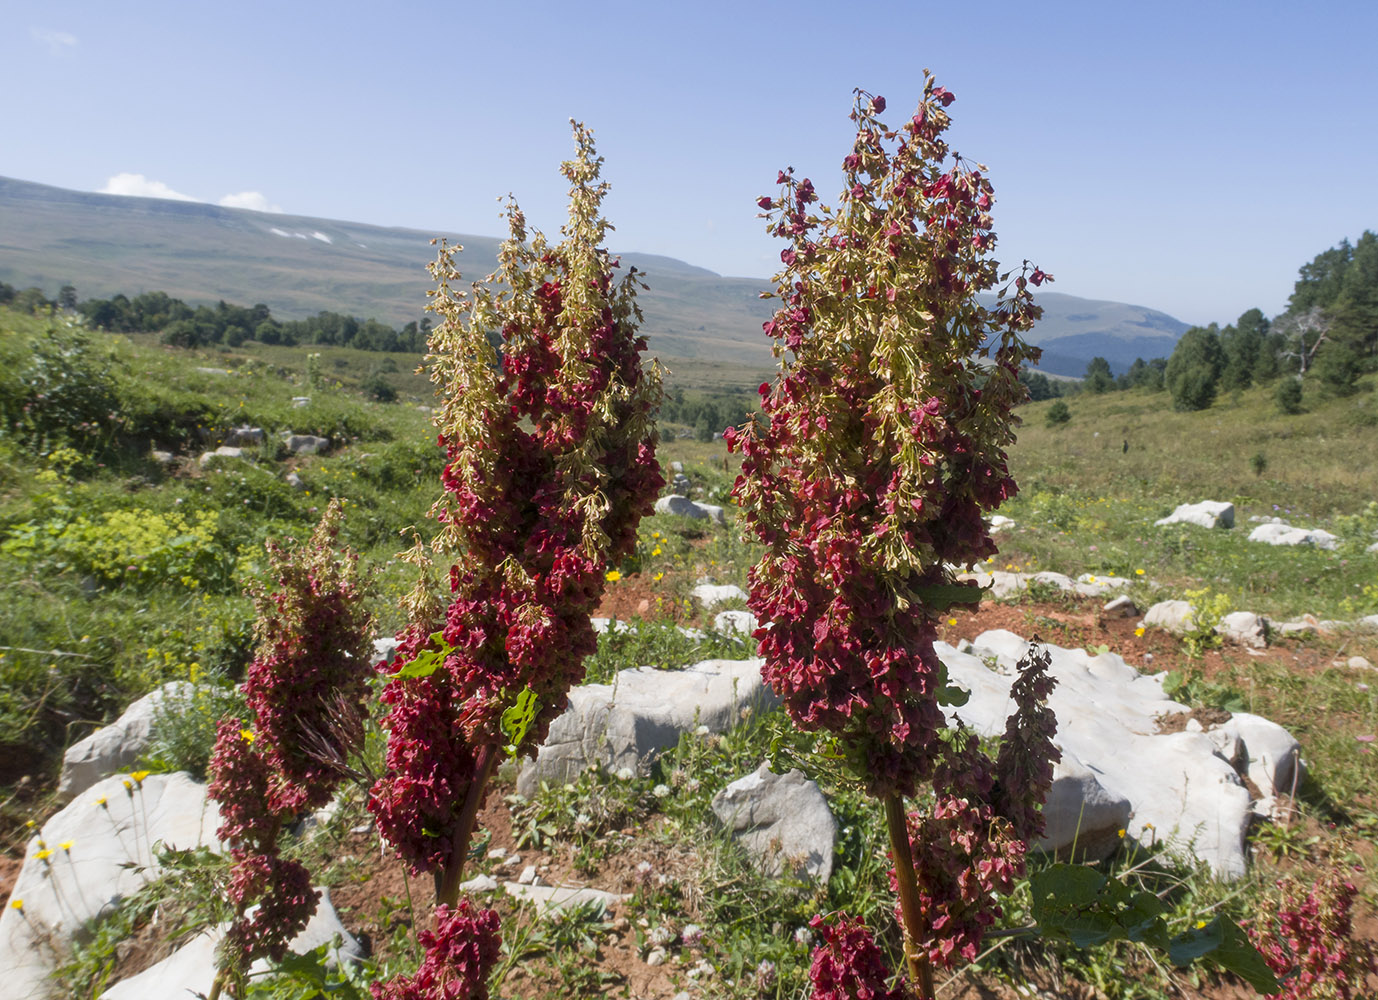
997, 380, 1378, 620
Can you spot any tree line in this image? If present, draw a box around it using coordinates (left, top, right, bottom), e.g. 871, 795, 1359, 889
1025, 230, 1377, 413
0, 283, 431, 354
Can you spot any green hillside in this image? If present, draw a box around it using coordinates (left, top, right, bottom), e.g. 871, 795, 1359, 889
0, 175, 1188, 381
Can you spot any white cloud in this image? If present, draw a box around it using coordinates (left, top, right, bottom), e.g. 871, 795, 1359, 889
99, 173, 200, 202
219, 191, 282, 213
311, 231, 333, 244
32, 27, 77, 53
270, 227, 291, 237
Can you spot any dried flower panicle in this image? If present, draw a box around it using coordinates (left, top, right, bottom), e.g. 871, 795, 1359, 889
731, 78, 1047, 799
370, 899, 502, 1000
369, 122, 662, 877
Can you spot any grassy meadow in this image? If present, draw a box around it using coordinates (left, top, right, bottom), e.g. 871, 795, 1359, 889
2, 304, 1376, 999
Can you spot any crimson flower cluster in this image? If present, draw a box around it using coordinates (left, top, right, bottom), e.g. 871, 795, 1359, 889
807, 913, 907, 1000
731, 78, 1047, 799
368, 122, 662, 879
1248, 868, 1378, 1000
371, 900, 502, 1000
207, 501, 372, 978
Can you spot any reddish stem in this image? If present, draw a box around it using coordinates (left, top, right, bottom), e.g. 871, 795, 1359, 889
436, 745, 499, 908
885, 794, 935, 1000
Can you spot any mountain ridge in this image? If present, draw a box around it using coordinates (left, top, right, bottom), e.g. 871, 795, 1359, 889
0, 175, 1187, 378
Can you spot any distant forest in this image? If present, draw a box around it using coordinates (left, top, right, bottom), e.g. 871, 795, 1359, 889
4, 229, 1374, 418
1022, 229, 1378, 412
0, 284, 431, 353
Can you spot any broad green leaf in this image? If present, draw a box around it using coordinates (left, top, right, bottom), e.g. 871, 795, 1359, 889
391, 631, 452, 679
1170, 917, 1279, 993
912, 582, 986, 612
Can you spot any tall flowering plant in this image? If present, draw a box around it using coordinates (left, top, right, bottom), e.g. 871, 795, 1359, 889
206, 500, 373, 1000
366, 122, 661, 984
730, 78, 1056, 998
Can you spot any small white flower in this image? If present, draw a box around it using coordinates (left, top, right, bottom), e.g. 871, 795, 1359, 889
694, 724, 710, 737
652, 783, 671, 798
615, 766, 635, 781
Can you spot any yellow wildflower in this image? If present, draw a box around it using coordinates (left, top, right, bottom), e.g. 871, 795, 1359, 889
1117, 828, 1126, 838
1196, 920, 1207, 929
605, 570, 621, 583
240, 729, 256, 744
652, 547, 662, 557
130, 770, 150, 784
94, 796, 107, 807
9, 899, 21, 911
1134, 627, 1145, 637
35, 849, 53, 861
60, 840, 73, 852
947, 618, 957, 626
1135, 568, 1145, 576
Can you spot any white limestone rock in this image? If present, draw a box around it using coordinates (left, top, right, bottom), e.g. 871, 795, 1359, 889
225, 425, 264, 446
517, 658, 778, 795
940, 631, 1257, 878
198, 445, 244, 467
1214, 713, 1305, 797
284, 434, 330, 455
1155, 501, 1235, 530
1248, 523, 1339, 550
714, 610, 759, 636
500, 882, 626, 916
1217, 611, 1269, 648
1143, 600, 1195, 634
654, 494, 727, 525
711, 764, 836, 882
58, 682, 198, 802
1102, 595, 1140, 618
1, 772, 223, 1000
99, 888, 361, 999
1036, 751, 1133, 861
691, 583, 748, 609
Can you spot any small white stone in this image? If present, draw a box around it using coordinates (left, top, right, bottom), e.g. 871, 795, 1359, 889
517, 864, 537, 885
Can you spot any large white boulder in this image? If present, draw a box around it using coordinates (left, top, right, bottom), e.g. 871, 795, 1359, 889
58, 682, 198, 802
942, 631, 1261, 879
99, 888, 361, 999
1036, 751, 1133, 861
1248, 523, 1339, 550
1155, 501, 1235, 530
711, 764, 836, 882
1, 772, 223, 1000
517, 658, 778, 795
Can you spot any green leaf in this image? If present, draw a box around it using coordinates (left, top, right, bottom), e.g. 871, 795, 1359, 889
500, 686, 540, 757
912, 582, 986, 612
391, 631, 451, 679
1170, 917, 1279, 993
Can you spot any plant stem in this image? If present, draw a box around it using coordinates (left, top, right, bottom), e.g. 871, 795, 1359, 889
436, 744, 499, 908
885, 794, 935, 1000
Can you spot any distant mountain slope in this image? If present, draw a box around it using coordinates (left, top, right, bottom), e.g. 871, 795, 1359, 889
0, 176, 1186, 378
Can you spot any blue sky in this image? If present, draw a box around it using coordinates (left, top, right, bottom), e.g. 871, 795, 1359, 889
4, 0, 1375, 326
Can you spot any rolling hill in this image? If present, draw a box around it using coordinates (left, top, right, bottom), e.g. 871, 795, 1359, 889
0, 175, 1186, 378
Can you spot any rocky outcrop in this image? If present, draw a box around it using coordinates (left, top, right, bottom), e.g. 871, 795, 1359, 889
58, 682, 198, 802
711, 765, 836, 882
516, 658, 778, 795
1, 773, 223, 1000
